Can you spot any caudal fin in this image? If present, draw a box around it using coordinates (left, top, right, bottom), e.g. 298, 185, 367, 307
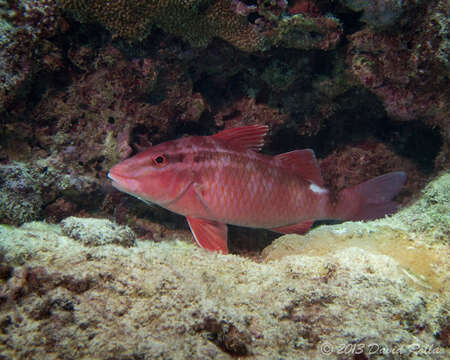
334, 172, 407, 221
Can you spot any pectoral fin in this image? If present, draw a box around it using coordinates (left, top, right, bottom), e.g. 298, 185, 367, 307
186, 216, 229, 254
271, 220, 314, 235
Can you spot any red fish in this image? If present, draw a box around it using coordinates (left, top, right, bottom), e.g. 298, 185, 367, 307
108, 125, 406, 254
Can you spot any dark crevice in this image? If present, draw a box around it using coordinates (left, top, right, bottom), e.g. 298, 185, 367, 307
269, 89, 442, 173
323, 1, 365, 35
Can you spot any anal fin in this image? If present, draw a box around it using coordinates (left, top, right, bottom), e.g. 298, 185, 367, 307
187, 216, 228, 254
271, 220, 314, 235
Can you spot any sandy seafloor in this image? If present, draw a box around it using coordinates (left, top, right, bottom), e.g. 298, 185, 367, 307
0, 173, 448, 359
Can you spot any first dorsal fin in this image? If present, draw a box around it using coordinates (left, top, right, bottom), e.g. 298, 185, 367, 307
275, 149, 324, 186
212, 125, 269, 152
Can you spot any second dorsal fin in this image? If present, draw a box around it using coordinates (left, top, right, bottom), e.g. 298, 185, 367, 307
212, 125, 269, 152
275, 149, 324, 186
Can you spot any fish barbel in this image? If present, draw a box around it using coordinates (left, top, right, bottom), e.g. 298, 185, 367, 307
108, 125, 406, 253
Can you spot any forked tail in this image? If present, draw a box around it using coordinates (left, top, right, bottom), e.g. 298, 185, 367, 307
334, 172, 407, 221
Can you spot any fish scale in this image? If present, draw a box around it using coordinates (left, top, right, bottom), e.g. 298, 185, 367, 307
109, 125, 407, 254
197, 149, 294, 227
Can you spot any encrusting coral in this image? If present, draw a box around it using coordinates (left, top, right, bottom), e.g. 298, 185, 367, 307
59, 0, 265, 51
267, 12, 342, 50
395, 172, 450, 243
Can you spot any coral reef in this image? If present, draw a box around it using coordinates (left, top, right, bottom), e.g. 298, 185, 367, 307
267, 13, 342, 50
395, 172, 450, 243
340, 0, 405, 29
0, 163, 43, 224
346, 0, 450, 169
59, 0, 265, 51
214, 97, 288, 130
61, 217, 136, 247
0, 0, 446, 257
319, 140, 425, 201
32, 44, 205, 175
33, 45, 158, 171
347, 26, 449, 125
59, 0, 344, 52
0, 0, 67, 111
0, 160, 100, 225
0, 199, 448, 359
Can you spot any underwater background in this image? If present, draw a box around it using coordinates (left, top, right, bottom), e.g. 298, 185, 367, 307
0, 0, 448, 358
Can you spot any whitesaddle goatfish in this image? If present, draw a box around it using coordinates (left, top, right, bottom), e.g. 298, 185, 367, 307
108, 125, 406, 253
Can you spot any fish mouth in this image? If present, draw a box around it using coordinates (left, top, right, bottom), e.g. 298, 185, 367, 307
107, 171, 155, 206
107, 171, 123, 187
107, 171, 137, 193
107, 171, 122, 183
108, 166, 134, 182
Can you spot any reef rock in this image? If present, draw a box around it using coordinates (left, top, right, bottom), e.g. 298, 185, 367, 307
61, 217, 136, 247
0, 0, 67, 111
340, 0, 405, 29
346, 0, 450, 169
0, 161, 100, 225
0, 174, 448, 359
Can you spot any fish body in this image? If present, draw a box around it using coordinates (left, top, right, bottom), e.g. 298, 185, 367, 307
109, 125, 406, 253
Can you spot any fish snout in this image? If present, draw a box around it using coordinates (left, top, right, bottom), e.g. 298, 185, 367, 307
108, 161, 133, 181
108, 164, 141, 193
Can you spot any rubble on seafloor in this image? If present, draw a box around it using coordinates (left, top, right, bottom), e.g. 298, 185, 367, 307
0, 173, 448, 359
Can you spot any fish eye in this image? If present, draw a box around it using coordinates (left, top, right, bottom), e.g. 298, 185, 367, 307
152, 154, 168, 167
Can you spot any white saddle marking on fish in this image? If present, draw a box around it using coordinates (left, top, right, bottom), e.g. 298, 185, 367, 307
309, 183, 328, 194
